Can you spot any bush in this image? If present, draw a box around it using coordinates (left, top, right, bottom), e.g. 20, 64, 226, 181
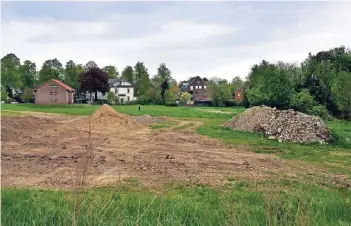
291, 89, 315, 113
307, 105, 330, 119
166, 103, 178, 107
223, 100, 236, 107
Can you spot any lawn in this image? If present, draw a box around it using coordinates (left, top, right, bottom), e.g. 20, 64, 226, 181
1, 103, 351, 225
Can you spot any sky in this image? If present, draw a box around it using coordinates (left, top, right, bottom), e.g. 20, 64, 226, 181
1, 1, 351, 82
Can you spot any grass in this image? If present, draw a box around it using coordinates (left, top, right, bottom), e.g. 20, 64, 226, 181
2, 180, 351, 226
1, 103, 351, 225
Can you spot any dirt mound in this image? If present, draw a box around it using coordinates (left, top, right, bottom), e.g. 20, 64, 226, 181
71, 104, 146, 132
223, 106, 332, 144
133, 115, 170, 125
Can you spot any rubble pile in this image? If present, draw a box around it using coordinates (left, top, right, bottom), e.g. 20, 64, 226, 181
223, 106, 332, 144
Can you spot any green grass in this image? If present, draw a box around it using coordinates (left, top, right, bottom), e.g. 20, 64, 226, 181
2, 180, 351, 226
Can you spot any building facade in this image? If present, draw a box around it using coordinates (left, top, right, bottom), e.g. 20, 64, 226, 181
35, 79, 75, 104
178, 76, 210, 105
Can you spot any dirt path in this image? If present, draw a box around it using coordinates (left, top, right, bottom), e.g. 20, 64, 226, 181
1, 114, 344, 190
195, 109, 233, 114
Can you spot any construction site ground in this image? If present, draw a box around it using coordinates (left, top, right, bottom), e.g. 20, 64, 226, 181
1, 107, 350, 190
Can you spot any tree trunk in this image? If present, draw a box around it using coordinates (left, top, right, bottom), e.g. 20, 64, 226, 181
95, 91, 98, 102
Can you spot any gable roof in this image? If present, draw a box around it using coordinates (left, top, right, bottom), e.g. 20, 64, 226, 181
37, 79, 75, 92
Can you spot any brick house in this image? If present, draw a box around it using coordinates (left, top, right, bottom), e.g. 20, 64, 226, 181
35, 79, 75, 104
178, 76, 210, 105
234, 88, 244, 102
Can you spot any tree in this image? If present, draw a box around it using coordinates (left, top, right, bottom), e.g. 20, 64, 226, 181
121, 66, 134, 85
331, 71, 351, 119
314, 61, 337, 108
107, 91, 116, 105
79, 66, 109, 101
21, 88, 34, 103
19, 60, 37, 89
180, 92, 191, 105
133, 61, 150, 96
103, 66, 119, 79
208, 82, 232, 107
165, 90, 176, 105
38, 58, 64, 83
1, 86, 8, 101
246, 61, 295, 108
1, 53, 22, 89
151, 63, 172, 87
160, 80, 169, 104
169, 82, 179, 95
291, 89, 316, 113
231, 76, 244, 90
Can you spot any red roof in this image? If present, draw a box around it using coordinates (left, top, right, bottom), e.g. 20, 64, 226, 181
36, 79, 75, 92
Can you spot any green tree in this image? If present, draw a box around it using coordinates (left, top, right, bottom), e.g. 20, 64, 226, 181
107, 91, 116, 105
151, 63, 172, 87
180, 92, 191, 105
315, 61, 337, 108
208, 82, 232, 107
38, 58, 64, 83
19, 60, 37, 89
331, 71, 351, 119
1, 53, 22, 89
291, 89, 316, 113
21, 88, 34, 103
1, 86, 8, 101
103, 66, 119, 79
165, 90, 176, 105
134, 61, 150, 97
121, 66, 134, 85
231, 76, 244, 90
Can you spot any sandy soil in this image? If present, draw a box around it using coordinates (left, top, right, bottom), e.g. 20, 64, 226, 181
1, 105, 343, 190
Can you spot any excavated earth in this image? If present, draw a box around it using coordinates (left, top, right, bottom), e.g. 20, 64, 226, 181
1, 105, 345, 190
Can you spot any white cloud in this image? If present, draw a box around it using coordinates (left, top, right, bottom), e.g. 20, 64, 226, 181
1, 2, 350, 82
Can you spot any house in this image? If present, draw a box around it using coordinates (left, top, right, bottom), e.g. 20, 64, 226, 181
35, 79, 75, 104
178, 76, 210, 105
85, 78, 136, 103
234, 88, 244, 102
108, 78, 135, 103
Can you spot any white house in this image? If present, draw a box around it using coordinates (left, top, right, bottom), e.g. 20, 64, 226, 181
85, 78, 136, 103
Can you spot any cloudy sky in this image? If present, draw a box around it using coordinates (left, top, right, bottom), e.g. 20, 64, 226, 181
1, 1, 350, 81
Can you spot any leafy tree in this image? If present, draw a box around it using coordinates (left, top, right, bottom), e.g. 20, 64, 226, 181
121, 66, 134, 85
133, 61, 150, 96
151, 63, 172, 87
331, 71, 351, 119
291, 89, 316, 113
64, 60, 79, 90
160, 80, 169, 104
231, 76, 244, 90
169, 83, 179, 95
79, 66, 109, 102
103, 66, 119, 79
1, 86, 8, 101
246, 61, 295, 108
21, 88, 34, 103
19, 60, 37, 89
208, 82, 232, 107
107, 91, 116, 105
180, 92, 191, 105
165, 90, 176, 105
1, 53, 22, 89
314, 61, 337, 108
38, 58, 64, 83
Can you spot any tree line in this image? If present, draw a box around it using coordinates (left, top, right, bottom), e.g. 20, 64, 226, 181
0, 55, 179, 105
1, 45, 350, 120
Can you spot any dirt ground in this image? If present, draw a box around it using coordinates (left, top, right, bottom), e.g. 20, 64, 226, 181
0, 105, 344, 190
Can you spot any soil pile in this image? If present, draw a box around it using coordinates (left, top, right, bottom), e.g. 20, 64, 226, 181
133, 115, 170, 125
223, 106, 332, 144
74, 104, 146, 132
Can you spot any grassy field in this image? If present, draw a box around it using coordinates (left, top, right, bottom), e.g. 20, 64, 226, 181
1, 103, 351, 225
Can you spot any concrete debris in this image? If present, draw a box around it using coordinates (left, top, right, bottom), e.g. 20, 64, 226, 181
223, 106, 332, 144
133, 115, 170, 125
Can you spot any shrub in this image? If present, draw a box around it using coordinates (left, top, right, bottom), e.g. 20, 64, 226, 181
166, 103, 178, 107
223, 100, 236, 107
291, 89, 316, 113
307, 105, 330, 119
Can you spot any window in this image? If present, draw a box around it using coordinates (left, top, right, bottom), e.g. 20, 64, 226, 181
237, 93, 240, 97
50, 85, 53, 88
197, 80, 200, 83
195, 92, 198, 94
54, 92, 58, 95
190, 86, 193, 90
204, 86, 207, 89
199, 86, 202, 89
53, 85, 58, 88
195, 86, 198, 89
54, 99, 57, 102
127, 88, 130, 93
50, 92, 53, 95
127, 96, 130, 101
115, 88, 118, 94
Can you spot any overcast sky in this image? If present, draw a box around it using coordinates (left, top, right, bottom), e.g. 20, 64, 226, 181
1, 1, 350, 81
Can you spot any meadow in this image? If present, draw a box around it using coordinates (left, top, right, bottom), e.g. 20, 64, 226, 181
1, 103, 350, 226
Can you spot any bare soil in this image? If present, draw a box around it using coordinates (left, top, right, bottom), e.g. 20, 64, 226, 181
0, 105, 342, 190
